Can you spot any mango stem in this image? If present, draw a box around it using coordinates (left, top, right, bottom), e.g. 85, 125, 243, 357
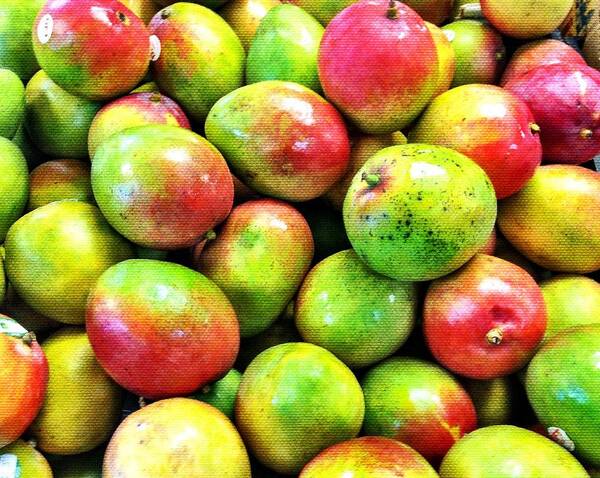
386, 0, 399, 19
362, 172, 381, 188
485, 327, 503, 346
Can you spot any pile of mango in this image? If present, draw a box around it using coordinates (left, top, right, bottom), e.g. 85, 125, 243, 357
0, 0, 600, 476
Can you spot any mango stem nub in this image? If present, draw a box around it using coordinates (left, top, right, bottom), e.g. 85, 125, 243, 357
362, 172, 381, 188
580, 128, 593, 139
485, 327, 503, 346
386, 0, 399, 19
138, 397, 147, 408
529, 123, 541, 135
22, 331, 36, 346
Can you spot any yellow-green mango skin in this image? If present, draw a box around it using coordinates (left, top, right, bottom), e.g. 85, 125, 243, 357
296, 249, 417, 368
236, 342, 364, 475
246, 5, 323, 92
27, 160, 93, 211
541, 275, 600, 342
465, 377, 514, 427
4, 200, 134, 324
1, 285, 60, 333
25, 71, 102, 159
191, 368, 242, 419
0, 440, 53, 478
439, 425, 590, 477
526, 324, 600, 467
343, 143, 497, 282
104, 398, 251, 478
285, 0, 355, 25
150, 3, 245, 123
0, 69, 25, 139
197, 199, 314, 337
498, 165, 600, 273
0, 248, 5, 306
219, 0, 281, 51
120, 0, 160, 24
0, 0, 44, 81
30, 328, 123, 455
426, 22, 456, 97
442, 20, 505, 87
0, 138, 28, 242
11, 123, 48, 169
481, 0, 574, 39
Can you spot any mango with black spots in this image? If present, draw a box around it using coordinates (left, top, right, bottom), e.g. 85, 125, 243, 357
344, 143, 497, 282
498, 165, 600, 273
104, 398, 251, 477
206, 80, 350, 201
296, 249, 417, 368
0, 138, 28, 242
527, 324, 600, 467
361, 357, 477, 464
28, 160, 93, 211
196, 199, 313, 337
246, 5, 323, 92
439, 425, 589, 477
4, 200, 134, 324
32, 0, 151, 100
150, 2, 245, 122
25, 70, 102, 159
300, 437, 439, 477
236, 342, 364, 475
91, 124, 233, 250
30, 327, 122, 455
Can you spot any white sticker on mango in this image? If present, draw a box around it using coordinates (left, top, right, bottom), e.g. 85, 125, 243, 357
0, 454, 19, 478
37, 14, 54, 44
150, 35, 161, 62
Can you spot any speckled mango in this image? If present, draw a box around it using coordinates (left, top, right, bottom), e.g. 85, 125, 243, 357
344, 143, 497, 282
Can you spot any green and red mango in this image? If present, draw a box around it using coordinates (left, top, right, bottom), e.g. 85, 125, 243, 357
318, 0, 439, 134
91, 124, 234, 250
5, 200, 134, 324
196, 199, 313, 337
409, 84, 542, 199
424, 254, 547, 379
32, 0, 150, 100
498, 165, 600, 273
205, 81, 350, 201
296, 249, 417, 368
361, 357, 477, 464
104, 398, 251, 477
300, 437, 439, 477
86, 259, 240, 399
150, 2, 245, 122
236, 342, 364, 475
343, 143, 497, 282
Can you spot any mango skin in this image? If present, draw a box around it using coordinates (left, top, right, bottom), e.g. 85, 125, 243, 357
197, 199, 314, 337
0, 0, 44, 81
404, 0, 453, 25
442, 20, 506, 87
92, 124, 234, 250
344, 144, 497, 282
527, 324, 600, 467
300, 437, 439, 478
361, 357, 477, 464
498, 165, 600, 273
465, 377, 515, 427
205, 81, 350, 201
0, 69, 25, 139
0, 138, 29, 242
481, 0, 574, 39
296, 249, 417, 368
246, 5, 323, 92
0, 440, 53, 478
104, 398, 251, 478
4, 200, 134, 324
28, 159, 93, 211
120, 0, 160, 24
426, 22, 456, 97
25, 70, 102, 159
30, 328, 123, 455
219, 0, 281, 51
439, 425, 590, 477
150, 3, 245, 122
191, 368, 242, 419
236, 342, 364, 475
285, 0, 354, 25
540, 275, 600, 341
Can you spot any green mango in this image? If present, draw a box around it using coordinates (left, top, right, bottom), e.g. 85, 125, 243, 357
286, 0, 355, 25
0, 0, 45, 81
527, 324, 600, 467
11, 123, 48, 169
0, 69, 25, 139
24, 71, 102, 159
191, 368, 242, 419
30, 328, 123, 455
246, 5, 323, 92
0, 138, 28, 242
